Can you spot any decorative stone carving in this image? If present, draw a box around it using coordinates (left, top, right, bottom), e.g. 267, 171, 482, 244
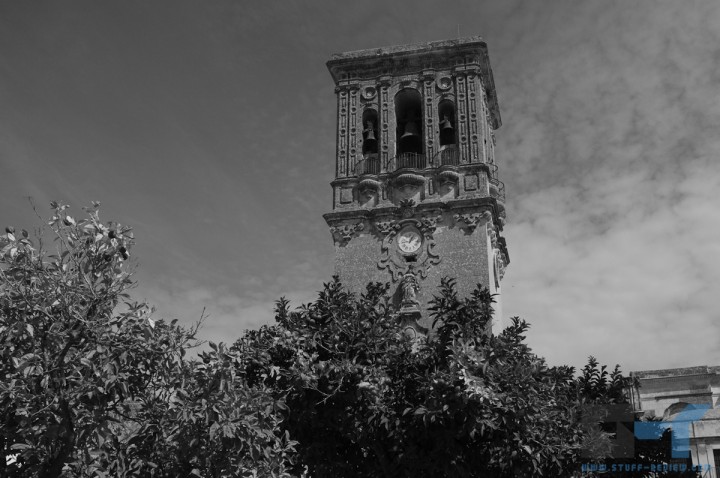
495, 249, 507, 282
362, 85, 377, 100
358, 178, 382, 192
487, 221, 498, 249
330, 222, 364, 245
379, 80, 390, 167
349, 87, 359, 167
437, 75, 452, 91
453, 212, 487, 232
337, 87, 349, 177
398, 198, 416, 218
467, 73, 480, 163
400, 270, 420, 309
455, 73, 469, 164
420, 213, 443, 238
374, 220, 399, 237
423, 77, 435, 159
397, 266, 427, 338
437, 169, 461, 186
394, 173, 426, 188
378, 217, 441, 282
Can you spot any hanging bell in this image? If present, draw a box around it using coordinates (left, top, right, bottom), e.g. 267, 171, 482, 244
440, 116, 453, 131
401, 120, 419, 139
439, 115, 455, 146
363, 122, 377, 141
363, 121, 378, 154
399, 120, 422, 154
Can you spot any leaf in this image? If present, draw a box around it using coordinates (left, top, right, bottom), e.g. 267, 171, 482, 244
10, 443, 31, 450
26, 324, 34, 337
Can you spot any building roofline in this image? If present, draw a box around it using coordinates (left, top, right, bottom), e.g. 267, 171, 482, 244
328, 36, 488, 62
631, 365, 720, 379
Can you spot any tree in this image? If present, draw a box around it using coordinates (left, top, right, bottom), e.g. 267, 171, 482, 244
234, 278, 587, 477
0, 202, 296, 477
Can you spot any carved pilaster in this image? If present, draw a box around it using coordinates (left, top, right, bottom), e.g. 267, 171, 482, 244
336, 86, 349, 177
422, 74, 436, 160
348, 86, 360, 171
455, 72, 470, 164
379, 78, 391, 169
467, 72, 481, 163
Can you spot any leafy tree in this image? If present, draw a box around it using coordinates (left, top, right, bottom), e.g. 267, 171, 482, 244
234, 278, 587, 478
0, 202, 296, 477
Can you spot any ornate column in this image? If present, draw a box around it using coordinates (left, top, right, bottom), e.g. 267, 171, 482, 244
422, 70, 436, 162
335, 85, 350, 178
466, 69, 481, 164
378, 76, 392, 172
454, 71, 470, 164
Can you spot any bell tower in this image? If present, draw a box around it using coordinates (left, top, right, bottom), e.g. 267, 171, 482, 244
323, 37, 509, 333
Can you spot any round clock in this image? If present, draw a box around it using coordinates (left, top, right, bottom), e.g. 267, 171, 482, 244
397, 229, 422, 254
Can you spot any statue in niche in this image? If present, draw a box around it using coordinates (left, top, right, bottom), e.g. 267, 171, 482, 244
400, 270, 420, 309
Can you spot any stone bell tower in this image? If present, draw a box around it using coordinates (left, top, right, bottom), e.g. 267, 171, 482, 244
323, 37, 509, 333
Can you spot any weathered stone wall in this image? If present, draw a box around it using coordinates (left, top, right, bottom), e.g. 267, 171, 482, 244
332, 212, 492, 330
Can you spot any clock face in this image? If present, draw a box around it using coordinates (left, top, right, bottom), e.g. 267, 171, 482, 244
397, 229, 422, 254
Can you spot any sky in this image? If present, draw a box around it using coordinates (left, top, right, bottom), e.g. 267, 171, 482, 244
1, 0, 719, 373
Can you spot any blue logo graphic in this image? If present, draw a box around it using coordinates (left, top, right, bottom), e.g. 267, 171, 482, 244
634, 403, 712, 458
582, 403, 714, 459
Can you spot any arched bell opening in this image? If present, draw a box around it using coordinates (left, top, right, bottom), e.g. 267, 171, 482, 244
395, 89, 423, 155
362, 109, 379, 155
359, 109, 380, 175
438, 100, 457, 147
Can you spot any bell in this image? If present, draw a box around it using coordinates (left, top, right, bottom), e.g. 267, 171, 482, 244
399, 120, 422, 154
439, 115, 455, 146
440, 116, 453, 131
363, 121, 378, 154
401, 120, 419, 139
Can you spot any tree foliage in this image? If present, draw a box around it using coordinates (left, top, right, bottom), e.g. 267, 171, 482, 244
233, 278, 588, 477
0, 203, 295, 477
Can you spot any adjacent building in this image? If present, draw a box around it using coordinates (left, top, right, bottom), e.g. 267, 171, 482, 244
630, 365, 720, 476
